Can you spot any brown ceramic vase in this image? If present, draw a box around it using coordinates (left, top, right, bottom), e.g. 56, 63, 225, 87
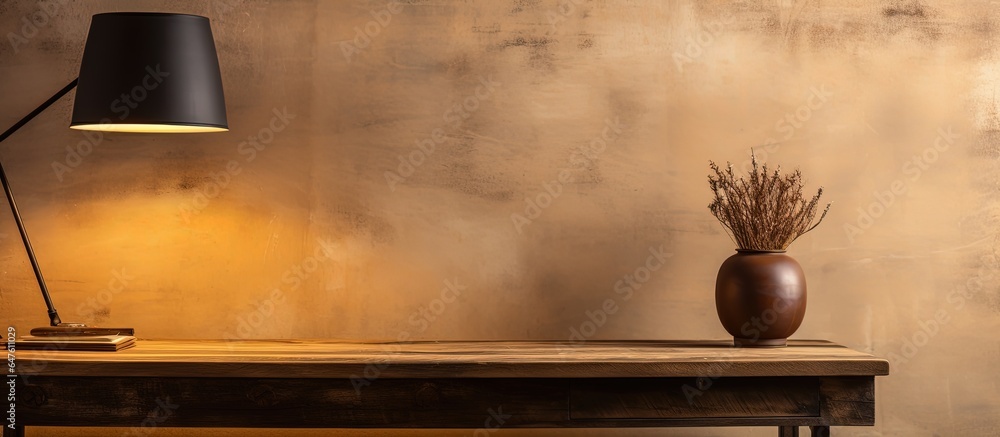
715, 249, 807, 347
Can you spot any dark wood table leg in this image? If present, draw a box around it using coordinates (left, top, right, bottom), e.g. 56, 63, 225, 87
779, 426, 800, 437
810, 425, 831, 436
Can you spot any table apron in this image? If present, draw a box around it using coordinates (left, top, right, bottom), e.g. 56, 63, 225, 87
14, 375, 875, 428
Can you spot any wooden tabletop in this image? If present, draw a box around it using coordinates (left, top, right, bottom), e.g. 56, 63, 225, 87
12, 339, 889, 378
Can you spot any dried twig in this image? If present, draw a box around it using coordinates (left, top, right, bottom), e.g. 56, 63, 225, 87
708, 152, 831, 251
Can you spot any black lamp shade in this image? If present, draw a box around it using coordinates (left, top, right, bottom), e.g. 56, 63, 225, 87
70, 13, 228, 133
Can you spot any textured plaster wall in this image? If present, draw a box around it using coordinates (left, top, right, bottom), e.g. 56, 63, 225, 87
1, 0, 998, 436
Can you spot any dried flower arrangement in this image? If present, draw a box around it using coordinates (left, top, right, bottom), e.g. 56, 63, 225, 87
708, 153, 831, 251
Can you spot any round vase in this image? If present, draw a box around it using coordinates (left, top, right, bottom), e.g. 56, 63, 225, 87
715, 250, 807, 347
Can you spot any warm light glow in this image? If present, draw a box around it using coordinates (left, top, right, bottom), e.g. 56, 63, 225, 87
70, 124, 228, 133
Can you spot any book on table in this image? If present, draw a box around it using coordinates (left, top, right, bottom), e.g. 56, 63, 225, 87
15, 335, 137, 352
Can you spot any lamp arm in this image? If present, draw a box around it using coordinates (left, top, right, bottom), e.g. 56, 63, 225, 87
0, 78, 78, 327
0, 79, 78, 143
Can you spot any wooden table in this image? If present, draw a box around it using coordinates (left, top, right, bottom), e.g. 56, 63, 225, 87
7, 339, 888, 437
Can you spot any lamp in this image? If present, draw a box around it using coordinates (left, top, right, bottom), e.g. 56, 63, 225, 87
0, 13, 227, 336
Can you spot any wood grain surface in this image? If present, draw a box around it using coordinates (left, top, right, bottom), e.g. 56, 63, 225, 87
13, 339, 889, 378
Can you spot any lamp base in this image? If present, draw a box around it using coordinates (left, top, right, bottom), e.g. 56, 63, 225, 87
30, 324, 134, 337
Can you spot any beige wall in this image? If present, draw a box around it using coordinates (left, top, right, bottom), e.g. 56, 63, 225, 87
1, 0, 998, 435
